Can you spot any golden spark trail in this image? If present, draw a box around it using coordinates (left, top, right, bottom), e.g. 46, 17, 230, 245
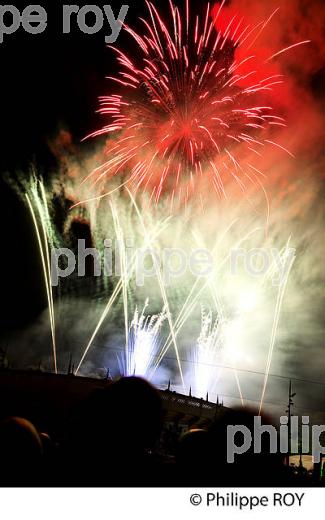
38, 182, 58, 371
25, 192, 57, 373
259, 241, 295, 414
110, 200, 129, 368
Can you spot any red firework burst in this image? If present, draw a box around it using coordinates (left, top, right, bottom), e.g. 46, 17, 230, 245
84, 0, 303, 205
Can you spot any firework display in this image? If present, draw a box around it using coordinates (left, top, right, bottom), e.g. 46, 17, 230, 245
7, 0, 323, 416
81, 0, 304, 206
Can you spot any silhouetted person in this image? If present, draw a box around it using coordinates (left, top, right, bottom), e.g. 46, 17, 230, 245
63, 377, 163, 485
208, 407, 291, 486
175, 429, 216, 485
0, 417, 43, 486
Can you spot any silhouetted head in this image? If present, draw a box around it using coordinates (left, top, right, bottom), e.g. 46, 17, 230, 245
177, 429, 211, 466
209, 407, 288, 485
65, 376, 162, 475
39, 432, 54, 457
106, 377, 163, 453
0, 417, 43, 484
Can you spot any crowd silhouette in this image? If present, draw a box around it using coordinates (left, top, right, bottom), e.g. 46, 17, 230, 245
0, 376, 322, 486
